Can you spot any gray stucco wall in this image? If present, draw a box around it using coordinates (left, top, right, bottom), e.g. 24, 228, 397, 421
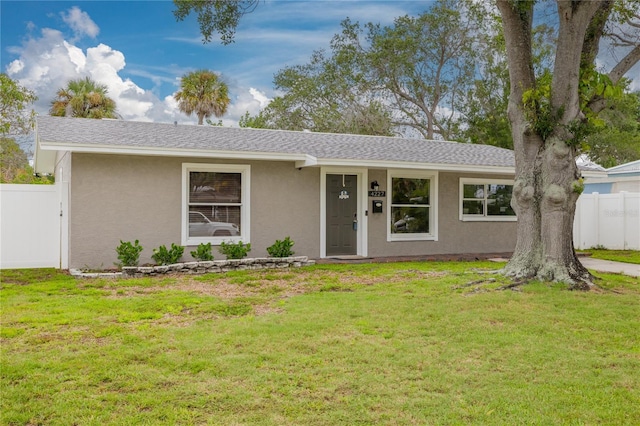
365, 170, 516, 257
69, 154, 515, 269
69, 154, 320, 269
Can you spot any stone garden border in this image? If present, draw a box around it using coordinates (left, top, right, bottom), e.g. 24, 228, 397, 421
70, 256, 314, 279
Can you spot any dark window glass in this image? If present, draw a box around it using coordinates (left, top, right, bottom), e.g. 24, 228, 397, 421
188, 171, 242, 238
391, 177, 430, 234
391, 178, 430, 205
189, 172, 241, 203
462, 183, 515, 217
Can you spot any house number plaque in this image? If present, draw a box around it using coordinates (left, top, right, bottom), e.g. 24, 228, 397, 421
368, 191, 386, 197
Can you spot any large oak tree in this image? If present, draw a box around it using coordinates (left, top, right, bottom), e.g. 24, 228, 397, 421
496, 0, 639, 286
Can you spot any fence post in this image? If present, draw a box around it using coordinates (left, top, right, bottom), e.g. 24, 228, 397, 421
574, 197, 581, 249
593, 192, 599, 248
621, 191, 627, 250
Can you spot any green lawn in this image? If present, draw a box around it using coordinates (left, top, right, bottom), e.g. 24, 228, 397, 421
580, 249, 640, 264
1, 262, 639, 425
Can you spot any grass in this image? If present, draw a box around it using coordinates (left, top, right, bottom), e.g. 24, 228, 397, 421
1, 262, 639, 425
580, 249, 640, 264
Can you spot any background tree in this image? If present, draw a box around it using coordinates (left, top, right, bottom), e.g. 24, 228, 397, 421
241, 1, 478, 139
174, 70, 230, 125
1, 73, 37, 135
362, 0, 477, 140
50, 77, 118, 119
0, 138, 52, 184
459, 13, 557, 149
0, 74, 50, 183
582, 89, 640, 168
240, 46, 393, 135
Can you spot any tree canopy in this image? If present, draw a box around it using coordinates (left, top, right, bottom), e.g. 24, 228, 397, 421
50, 77, 118, 119
240, 45, 393, 136
583, 89, 640, 168
174, 70, 230, 125
240, 2, 479, 139
0, 74, 51, 184
0, 137, 53, 184
173, 0, 259, 44
1, 73, 37, 136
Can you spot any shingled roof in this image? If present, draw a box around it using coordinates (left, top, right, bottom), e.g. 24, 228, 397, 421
35, 116, 515, 174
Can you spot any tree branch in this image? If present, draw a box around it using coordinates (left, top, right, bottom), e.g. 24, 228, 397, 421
496, 1, 536, 102
609, 43, 640, 84
581, 0, 615, 68
587, 33, 640, 115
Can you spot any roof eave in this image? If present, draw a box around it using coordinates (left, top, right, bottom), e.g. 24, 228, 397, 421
37, 142, 309, 163
34, 129, 57, 174
607, 159, 640, 173
298, 157, 515, 174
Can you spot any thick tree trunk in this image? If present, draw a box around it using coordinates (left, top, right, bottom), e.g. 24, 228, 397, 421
501, 102, 543, 279
537, 137, 592, 285
497, 0, 604, 286
502, 131, 593, 285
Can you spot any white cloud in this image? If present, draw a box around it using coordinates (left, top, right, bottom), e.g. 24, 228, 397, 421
224, 87, 272, 124
249, 88, 271, 108
6, 60, 24, 75
61, 6, 99, 39
5, 27, 158, 121
4, 7, 269, 128
64, 40, 86, 72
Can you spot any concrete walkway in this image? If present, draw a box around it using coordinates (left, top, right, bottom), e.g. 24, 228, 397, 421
579, 257, 640, 277
488, 256, 640, 278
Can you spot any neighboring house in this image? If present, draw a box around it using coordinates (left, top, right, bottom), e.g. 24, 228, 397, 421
581, 158, 640, 194
35, 116, 518, 269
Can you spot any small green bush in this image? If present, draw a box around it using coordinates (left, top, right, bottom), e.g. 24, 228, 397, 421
219, 241, 251, 260
152, 243, 184, 265
266, 236, 295, 258
190, 243, 214, 261
115, 240, 143, 267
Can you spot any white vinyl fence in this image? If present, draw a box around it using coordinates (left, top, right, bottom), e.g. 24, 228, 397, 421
0, 183, 67, 269
574, 192, 640, 250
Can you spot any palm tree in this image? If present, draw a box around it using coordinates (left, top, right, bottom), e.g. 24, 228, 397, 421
174, 70, 230, 125
50, 77, 117, 119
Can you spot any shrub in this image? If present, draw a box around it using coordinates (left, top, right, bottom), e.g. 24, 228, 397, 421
190, 242, 214, 261
115, 240, 143, 267
152, 243, 184, 265
266, 236, 295, 258
219, 241, 251, 260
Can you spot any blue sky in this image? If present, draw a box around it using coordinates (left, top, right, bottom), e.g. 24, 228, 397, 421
3, 1, 638, 128
1, 0, 429, 126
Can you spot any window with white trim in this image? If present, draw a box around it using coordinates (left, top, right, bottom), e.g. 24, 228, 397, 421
459, 178, 516, 221
388, 171, 438, 241
182, 163, 250, 245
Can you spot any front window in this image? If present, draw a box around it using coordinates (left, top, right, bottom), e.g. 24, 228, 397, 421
388, 171, 437, 241
182, 164, 250, 245
460, 178, 516, 221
